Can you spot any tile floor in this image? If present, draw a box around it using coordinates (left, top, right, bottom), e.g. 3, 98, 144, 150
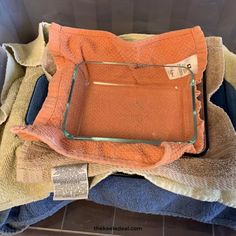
18, 200, 236, 236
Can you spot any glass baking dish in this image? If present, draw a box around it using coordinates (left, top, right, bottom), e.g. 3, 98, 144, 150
62, 61, 197, 145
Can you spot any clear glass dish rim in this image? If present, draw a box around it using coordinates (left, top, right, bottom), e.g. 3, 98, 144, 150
62, 61, 197, 145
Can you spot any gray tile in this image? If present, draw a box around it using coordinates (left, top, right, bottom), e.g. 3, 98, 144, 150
63, 200, 115, 234
214, 225, 236, 236
33, 206, 65, 229
165, 216, 212, 236
113, 208, 163, 236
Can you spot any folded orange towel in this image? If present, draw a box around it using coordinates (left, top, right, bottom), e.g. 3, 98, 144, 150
12, 23, 207, 169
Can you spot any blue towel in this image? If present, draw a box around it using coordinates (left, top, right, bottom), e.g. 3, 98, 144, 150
2, 176, 236, 235
89, 175, 236, 230
0, 194, 70, 235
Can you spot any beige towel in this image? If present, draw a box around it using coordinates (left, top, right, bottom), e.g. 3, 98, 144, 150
0, 66, 51, 211
16, 35, 236, 207
0, 45, 24, 124
0, 22, 53, 211
0, 22, 50, 125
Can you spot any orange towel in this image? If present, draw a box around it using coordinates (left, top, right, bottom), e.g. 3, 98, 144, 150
12, 23, 207, 169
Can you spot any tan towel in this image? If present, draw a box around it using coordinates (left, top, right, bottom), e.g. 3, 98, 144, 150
0, 22, 50, 125
0, 66, 52, 211
0, 22, 53, 211
0, 45, 24, 125
16, 35, 236, 207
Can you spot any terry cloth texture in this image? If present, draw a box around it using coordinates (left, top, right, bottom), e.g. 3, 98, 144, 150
0, 194, 70, 236
89, 175, 236, 230
0, 22, 54, 211
16, 35, 236, 207
0, 46, 24, 125
0, 66, 52, 211
0, 22, 50, 125
12, 23, 207, 169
